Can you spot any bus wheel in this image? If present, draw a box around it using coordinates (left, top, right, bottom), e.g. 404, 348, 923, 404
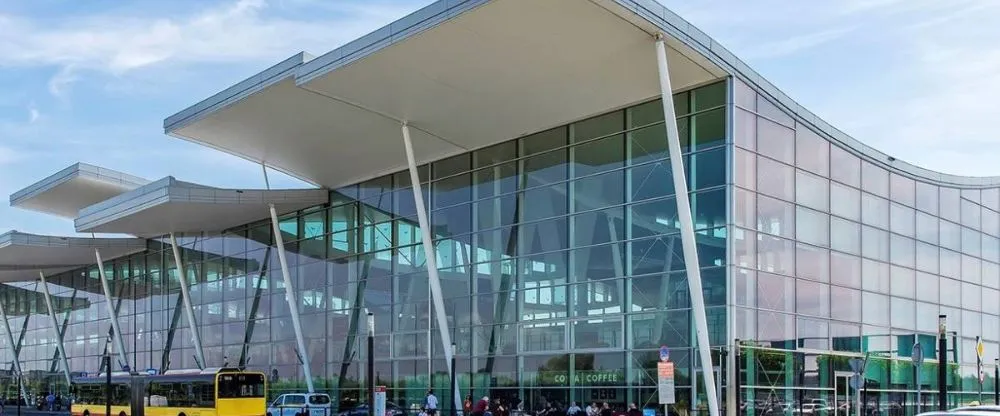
83, 411, 90, 416
179, 412, 187, 416
120, 411, 127, 416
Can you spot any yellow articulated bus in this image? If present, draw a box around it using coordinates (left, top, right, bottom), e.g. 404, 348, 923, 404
71, 367, 266, 416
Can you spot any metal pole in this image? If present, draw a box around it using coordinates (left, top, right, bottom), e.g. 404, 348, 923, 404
939, 315, 948, 410
994, 358, 998, 405
106, 337, 112, 416
450, 343, 457, 416
17, 366, 21, 416
653, 33, 719, 416
39, 272, 72, 386
734, 340, 741, 416
269, 203, 315, 393
367, 312, 375, 408
169, 233, 207, 369
95, 248, 129, 371
400, 122, 461, 412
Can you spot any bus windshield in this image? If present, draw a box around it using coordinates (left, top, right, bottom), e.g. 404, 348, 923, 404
217, 373, 265, 398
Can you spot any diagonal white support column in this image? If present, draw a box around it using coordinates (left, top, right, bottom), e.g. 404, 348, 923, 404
95, 248, 130, 371
39, 272, 72, 385
655, 34, 720, 416
0, 295, 29, 401
269, 203, 315, 393
169, 233, 207, 369
401, 122, 461, 413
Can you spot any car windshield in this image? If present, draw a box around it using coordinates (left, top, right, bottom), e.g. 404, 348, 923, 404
310, 395, 331, 405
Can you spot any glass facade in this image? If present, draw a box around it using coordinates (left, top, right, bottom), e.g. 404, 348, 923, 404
1, 82, 729, 412
733, 78, 1000, 415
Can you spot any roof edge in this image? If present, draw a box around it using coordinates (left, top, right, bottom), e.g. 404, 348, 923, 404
0, 230, 146, 250
163, 52, 315, 133
609, 0, 1000, 188
9, 162, 150, 209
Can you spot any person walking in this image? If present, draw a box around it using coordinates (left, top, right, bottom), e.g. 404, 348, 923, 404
46, 393, 55, 412
567, 402, 582, 416
426, 390, 439, 416
626, 404, 642, 416
472, 396, 489, 416
464, 395, 474, 415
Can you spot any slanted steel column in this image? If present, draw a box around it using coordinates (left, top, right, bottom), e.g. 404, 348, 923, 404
654, 34, 720, 416
95, 248, 130, 370
269, 203, 315, 393
39, 272, 71, 385
169, 233, 207, 369
400, 122, 461, 412
0, 295, 29, 401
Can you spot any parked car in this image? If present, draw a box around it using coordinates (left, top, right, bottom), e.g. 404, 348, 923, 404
338, 401, 409, 416
268, 393, 334, 416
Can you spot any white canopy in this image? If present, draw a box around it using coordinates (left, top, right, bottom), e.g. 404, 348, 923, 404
10, 163, 149, 218
0, 231, 146, 283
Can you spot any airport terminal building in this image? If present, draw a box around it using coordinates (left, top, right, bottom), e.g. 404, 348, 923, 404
2, 0, 998, 415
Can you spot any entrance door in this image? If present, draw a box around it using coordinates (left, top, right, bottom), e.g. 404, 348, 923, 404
834, 372, 852, 416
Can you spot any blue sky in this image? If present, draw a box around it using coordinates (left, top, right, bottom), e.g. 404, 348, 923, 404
0, 0, 997, 236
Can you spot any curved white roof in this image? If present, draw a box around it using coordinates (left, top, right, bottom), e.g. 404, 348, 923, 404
0, 231, 146, 283
165, 0, 1000, 189
10, 163, 150, 218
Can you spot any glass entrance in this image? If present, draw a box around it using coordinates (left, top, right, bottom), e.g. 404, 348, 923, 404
833, 373, 852, 416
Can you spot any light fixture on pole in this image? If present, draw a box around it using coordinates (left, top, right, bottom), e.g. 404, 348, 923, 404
938, 315, 947, 411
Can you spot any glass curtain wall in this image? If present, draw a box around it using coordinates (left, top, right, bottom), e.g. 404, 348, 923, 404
0, 80, 729, 415
731, 78, 1000, 416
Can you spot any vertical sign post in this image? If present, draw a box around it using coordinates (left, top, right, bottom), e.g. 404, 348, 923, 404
978, 336, 985, 403
658, 346, 675, 415
374, 386, 387, 416
913, 343, 924, 414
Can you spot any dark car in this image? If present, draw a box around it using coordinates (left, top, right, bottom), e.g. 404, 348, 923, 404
338, 402, 408, 416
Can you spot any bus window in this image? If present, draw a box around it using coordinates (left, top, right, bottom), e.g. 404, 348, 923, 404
218, 373, 265, 398
148, 381, 215, 408
309, 395, 331, 405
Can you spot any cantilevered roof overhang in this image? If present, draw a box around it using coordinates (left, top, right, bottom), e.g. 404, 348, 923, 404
75, 177, 329, 237
10, 163, 150, 218
165, 0, 726, 189
0, 231, 146, 283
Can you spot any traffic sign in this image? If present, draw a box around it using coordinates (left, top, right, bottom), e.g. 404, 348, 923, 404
849, 374, 862, 390
659, 345, 670, 362
657, 361, 676, 404
912, 343, 923, 366
977, 336, 985, 359
849, 358, 866, 374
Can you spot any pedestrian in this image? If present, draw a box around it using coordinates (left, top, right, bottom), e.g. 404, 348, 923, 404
567, 402, 582, 416
464, 395, 474, 415
626, 404, 641, 416
426, 390, 439, 416
46, 392, 55, 412
599, 403, 612, 416
473, 396, 489, 416
586, 403, 599, 416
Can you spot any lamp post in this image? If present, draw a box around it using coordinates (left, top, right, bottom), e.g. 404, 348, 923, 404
12, 361, 21, 416
367, 312, 375, 411
938, 315, 947, 411
994, 358, 999, 405
450, 343, 457, 416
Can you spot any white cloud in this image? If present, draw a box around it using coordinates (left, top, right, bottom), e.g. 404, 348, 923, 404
27, 103, 39, 123
0, 0, 421, 97
740, 27, 855, 60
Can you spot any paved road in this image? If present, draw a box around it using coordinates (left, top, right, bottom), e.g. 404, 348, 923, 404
0, 409, 69, 416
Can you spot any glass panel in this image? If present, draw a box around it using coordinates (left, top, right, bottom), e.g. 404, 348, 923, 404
889, 203, 916, 237
830, 146, 861, 188
691, 108, 726, 151
572, 111, 623, 144
861, 193, 889, 229
862, 292, 889, 326
734, 108, 756, 150
861, 225, 890, 262
940, 187, 961, 223
797, 243, 830, 283
795, 127, 829, 176
831, 251, 861, 288
890, 174, 916, 207
734, 147, 755, 191
796, 206, 829, 248
831, 286, 861, 322
830, 182, 861, 221
796, 170, 829, 211
796, 279, 830, 317
757, 272, 794, 312
756, 194, 795, 239
860, 161, 889, 197
757, 156, 794, 201
916, 212, 939, 244
962, 199, 981, 230
830, 217, 861, 255
916, 182, 939, 215
757, 117, 794, 164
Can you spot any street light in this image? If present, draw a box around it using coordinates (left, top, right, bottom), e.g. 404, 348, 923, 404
938, 315, 947, 411
995, 358, 999, 405
367, 312, 375, 412
450, 343, 457, 416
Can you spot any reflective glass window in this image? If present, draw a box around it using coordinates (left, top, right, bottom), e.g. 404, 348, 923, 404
962, 227, 982, 258
757, 118, 794, 164
735, 79, 756, 110
940, 187, 961, 223
862, 258, 890, 294
890, 297, 915, 330
734, 108, 755, 150
940, 220, 961, 252
629, 161, 674, 202
830, 182, 861, 221
890, 174, 916, 207
796, 279, 830, 317
963, 188, 981, 204
984, 209, 999, 237
757, 96, 794, 127
757, 156, 794, 201
861, 225, 890, 262
962, 254, 981, 284
915, 272, 939, 303
757, 234, 795, 276
831, 251, 861, 288
986, 235, 1000, 264
757, 195, 795, 238
734, 187, 755, 229
916, 212, 939, 244
572, 135, 624, 179
984, 188, 1000, 211
915, 242, 939, 274
795, 127, 829, 176
734, 147, 755, 191
692, 109, 726, 151
862, 292, 890, 327
796, 243, 830, 282
572, 111, 623, 144
889, 265, 915, 298
830, 286, 861, 322
941, 249, 961, 280
984, 287, 1000, 315
796, 170, 829, 211
961, 199, 981, 230
861, 193, 889, 229
940, 278, 961, 307
984, 261, 1000, 289
830, 146, 861, 188
915, 182, 939, 215
890, 234, 915, 268
889, 203, 915, 237
860, 161, 889, 197
963, 281, 982, 311
757, 272, 794, 312
830, 217, 861, 255
916, 301, 940, 333
691, 147, 726, 189
796, 206, 829, 247
627, 125, 668, 167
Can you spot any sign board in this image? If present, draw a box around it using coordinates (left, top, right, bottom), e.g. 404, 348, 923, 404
659, 346, 670, 362
374, 386, 387, 416
145, 368, 158, 376
657, 361, 676, 404
977, 337, 985, 384
912, 343, 923, 366
849, 358, 866, 375
849, 374, 862, 391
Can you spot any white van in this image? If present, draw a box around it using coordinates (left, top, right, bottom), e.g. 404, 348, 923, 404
267, 393, 333, 416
